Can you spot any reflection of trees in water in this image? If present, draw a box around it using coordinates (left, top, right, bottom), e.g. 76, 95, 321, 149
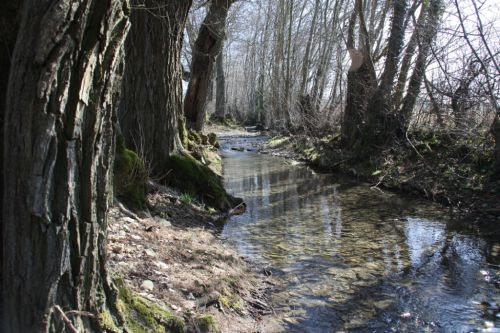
223, 154, 495, 332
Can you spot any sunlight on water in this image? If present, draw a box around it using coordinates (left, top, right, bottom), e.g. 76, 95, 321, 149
221, 146, 500, 333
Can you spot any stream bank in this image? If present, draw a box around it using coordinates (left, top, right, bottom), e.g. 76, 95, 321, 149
107, 185, 282, 332
257, 132, 500, 226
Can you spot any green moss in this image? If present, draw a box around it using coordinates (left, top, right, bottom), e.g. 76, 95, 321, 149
268, 136, 290, 147
116, 279, 185, 333
218, 293, 243, 311
114, 135, 147, 210
195, 315, 220, 333
165, 154, 236, 210
99, 309, 119, 332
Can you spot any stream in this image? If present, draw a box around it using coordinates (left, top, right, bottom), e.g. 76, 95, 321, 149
220, 136, 500, 333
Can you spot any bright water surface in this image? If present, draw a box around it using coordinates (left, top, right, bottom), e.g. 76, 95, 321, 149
220, 137, 500, 333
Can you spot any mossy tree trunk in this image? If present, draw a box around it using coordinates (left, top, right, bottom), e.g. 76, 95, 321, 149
2, 0, 130, 331
184, 0, 236, 132
119, 0, 192, 177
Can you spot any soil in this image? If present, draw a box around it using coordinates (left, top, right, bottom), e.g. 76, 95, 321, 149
107, 182, 283, 333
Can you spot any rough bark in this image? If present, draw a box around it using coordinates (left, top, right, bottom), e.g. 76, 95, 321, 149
341, 0, 376, 149
3, 0, 130, 331
393, 3, 428, 109
184, 0, 235, 132
214, 47, 226, 119
399, 0, 443, 131
119, 0, 192, 176
365, 0, 408, 143
0, 2, 20, 326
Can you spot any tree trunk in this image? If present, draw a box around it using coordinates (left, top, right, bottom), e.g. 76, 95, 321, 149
365, 0, 408, 144
119, 0, 191, 176
0, 1, 20, 327
3, 0, 130, 331
184, 0, 235, 132
399, 0, 443, 131
214, 46, 226, 119
492, 114, 500, 178
341, 0, 376, 149
393, 3, 428, 109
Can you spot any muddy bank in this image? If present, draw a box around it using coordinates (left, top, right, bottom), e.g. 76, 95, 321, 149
107, 184, 282, 333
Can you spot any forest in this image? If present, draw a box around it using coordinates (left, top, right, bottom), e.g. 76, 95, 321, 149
1, 0, 499, 332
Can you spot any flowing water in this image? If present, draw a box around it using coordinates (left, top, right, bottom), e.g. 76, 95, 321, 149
220, 137, 500, 333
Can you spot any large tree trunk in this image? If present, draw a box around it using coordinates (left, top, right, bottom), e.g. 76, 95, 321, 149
119, 0, 192, 176
0, 2, 20, 325
184, 0, 235, 132
341, 0, 376, 149
365, 0, 408, 144
214, 46, 227, 119
2, 0, 129, 331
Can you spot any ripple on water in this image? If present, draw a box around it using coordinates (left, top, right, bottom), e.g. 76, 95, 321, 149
221, 151, 500, 332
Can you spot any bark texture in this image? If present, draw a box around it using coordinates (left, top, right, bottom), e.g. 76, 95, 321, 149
2, 0, 130, 331
0, 2, 20, 325
365, 0, 408, 143
119, 0, 192, 176
214, 47, 226, 119
399, 0, 443, 130
184, 0, 235, 131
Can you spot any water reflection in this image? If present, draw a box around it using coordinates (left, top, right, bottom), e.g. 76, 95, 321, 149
221, 149, 500, 333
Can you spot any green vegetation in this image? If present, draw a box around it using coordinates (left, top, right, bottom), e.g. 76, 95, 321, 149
165, 154, 239, 210
194, 315, 220, 333
116, 279, 185, 333
114, 135, 148, 210
289, 129, 498, 208
180, 193, 196, 205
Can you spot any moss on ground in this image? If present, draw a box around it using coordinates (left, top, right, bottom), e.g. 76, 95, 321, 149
116, 279, 185, 333
194, 315, 220, 333
165, 154, 239, 210
288, 129, 499, 211
114, 135, 147, 210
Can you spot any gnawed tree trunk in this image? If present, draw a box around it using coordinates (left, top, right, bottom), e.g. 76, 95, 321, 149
184, 0, 236, 132
341, 0, 376, 150
119, 0, 192, 176
3, 0, 130, 331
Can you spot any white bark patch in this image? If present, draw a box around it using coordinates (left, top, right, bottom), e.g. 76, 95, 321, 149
28, 114, 57, 221
79, 52, 97, 106
348, 48, 364, 72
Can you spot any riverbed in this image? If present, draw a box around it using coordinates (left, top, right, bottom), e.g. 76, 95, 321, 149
219, 136, 500, 333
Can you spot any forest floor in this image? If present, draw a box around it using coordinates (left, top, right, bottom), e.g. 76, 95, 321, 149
107, 184, 282, 333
